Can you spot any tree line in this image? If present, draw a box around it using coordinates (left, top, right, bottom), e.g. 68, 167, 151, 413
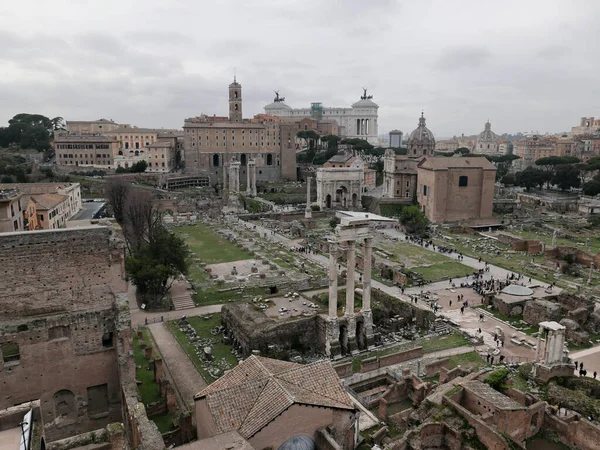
0, 113, 64, 151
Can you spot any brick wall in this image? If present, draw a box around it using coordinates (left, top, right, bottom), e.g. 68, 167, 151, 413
0, 227, 126, 318
424, 358, 450, 377
358, 347, 424, 373
333, 361, 353, 378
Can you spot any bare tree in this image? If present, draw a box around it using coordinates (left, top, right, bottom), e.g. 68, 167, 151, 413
123, 189, 162, 252
106, 178, 130, 224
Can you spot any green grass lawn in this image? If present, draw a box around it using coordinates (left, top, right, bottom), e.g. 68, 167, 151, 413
133, 328, 161, 405
420, 332, 471, 353
385, 241, 453, 267
447, 351, 485, 370
475, 306, 538, 334
166, 314, 238, 383
133, 328, 176, 433
410, 261, 473, 282
173, 223, 251, 264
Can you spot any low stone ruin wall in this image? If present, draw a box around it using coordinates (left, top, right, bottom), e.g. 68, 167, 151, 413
359, 347, 424, 373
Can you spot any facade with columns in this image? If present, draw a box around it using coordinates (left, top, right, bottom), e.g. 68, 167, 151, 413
263, 90, 379, 144
183, 78, 297, 187
382, 150, 419, 202
316, 162, 364, 210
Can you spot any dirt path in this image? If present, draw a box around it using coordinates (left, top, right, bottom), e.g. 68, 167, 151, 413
148, 322, 207, 411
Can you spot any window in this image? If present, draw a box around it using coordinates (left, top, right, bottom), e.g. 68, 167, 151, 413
87, 384, 109, 416
213, 154, 219, 167
49, 326, 70, 340
234, 104, 238, 111
266, 154, 273, 165
459, 176, 468, 187
406, 180, 410, 188
422, 185, 427, 196
1, 342, 20, 363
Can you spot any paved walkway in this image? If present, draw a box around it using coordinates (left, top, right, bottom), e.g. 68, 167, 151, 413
148, 322, 207, 411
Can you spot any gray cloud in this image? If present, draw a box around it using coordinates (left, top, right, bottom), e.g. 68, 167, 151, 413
434, 46, 492, 71
1, 0, 600, 137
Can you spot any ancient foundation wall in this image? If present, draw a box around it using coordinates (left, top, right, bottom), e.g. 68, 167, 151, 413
544, 412, 600, 450
0, 227, 126, 318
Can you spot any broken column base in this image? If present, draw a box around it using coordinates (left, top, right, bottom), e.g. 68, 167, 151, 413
533, 362, 575, 384
325, 318, 341, 359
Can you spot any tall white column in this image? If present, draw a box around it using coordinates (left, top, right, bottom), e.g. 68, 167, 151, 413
345, 241, 356, 316
535, 325, 543, 362
246, 163, 251, 195
362, 238, 372, 312
252, 162, 257, 196
222, 163, 228, 192
328, 242, 339, 319
305, 177, 312, 219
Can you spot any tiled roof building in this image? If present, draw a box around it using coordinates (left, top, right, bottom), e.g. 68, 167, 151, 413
194, 355, 357, 450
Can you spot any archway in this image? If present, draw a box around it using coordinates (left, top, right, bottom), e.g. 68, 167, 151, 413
336, 185, 348, 204
53, 390, 76, 420
266, 154, 273, 165
241, 153, 247, 166
213, 154, 219, 167
325, 194, 332, 209
356, 320, 365, 350
339, 324, 348, 355
352, 193, 358, 208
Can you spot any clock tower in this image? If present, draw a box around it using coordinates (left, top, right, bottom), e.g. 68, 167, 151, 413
229, 77, 242, 123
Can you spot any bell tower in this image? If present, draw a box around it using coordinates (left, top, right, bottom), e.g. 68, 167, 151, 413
228, 76, 242, 123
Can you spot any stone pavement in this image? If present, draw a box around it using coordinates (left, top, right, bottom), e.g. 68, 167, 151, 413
148, 322, 207, 411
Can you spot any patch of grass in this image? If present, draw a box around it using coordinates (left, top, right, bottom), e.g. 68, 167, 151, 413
149, 412, 177, 433
133, 328, 161, 405
508, 374, 530, 392
166, 314, 238, 383
445, 386, 462, 397
420, 332, 470, 353
173, 223, 251, 264
410, 261, 473, 282
448, 351, 485, 370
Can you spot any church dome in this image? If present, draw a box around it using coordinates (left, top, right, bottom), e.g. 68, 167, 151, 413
478, 121, 498, 141
408, 113, 435, 143
278, 436, 316, 450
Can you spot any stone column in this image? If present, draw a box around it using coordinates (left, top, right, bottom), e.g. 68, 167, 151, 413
252, 162, 257, 196
362, 238, 372, 312
305, 177, 312, 219
222, 163, 228, 192
328, 242, 339, 319
345, 241, 356, 315
535, 325, 543, 362
589, 263, 595, 285
246, 162, 251, 195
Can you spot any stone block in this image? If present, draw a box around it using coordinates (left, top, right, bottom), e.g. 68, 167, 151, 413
523, 299, 561, 325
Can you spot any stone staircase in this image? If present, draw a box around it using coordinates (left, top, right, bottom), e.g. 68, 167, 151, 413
433, 319, 453, 335
171, 293, 195, 310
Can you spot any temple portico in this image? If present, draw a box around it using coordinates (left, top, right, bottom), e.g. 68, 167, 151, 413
532, 321, 575, 382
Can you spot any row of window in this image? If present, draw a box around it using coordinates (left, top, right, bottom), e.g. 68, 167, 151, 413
59, 154, 111, 159
56, 144, 111, 150
187, 128, 265, 134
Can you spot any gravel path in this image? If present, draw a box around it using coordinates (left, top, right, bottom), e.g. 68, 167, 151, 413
148, 322, 207, 411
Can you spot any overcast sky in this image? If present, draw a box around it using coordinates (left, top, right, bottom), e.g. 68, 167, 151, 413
1, 0, 599, 138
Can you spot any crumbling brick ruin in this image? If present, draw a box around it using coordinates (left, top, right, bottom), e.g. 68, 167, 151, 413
0, 226, 163, 448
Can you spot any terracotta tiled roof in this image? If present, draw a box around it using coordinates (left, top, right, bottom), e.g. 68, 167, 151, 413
31, 193, 68, 210
194, 356, 354, 439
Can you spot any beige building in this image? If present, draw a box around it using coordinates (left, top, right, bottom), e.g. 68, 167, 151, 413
435, 139, 459, 153
144, 137, 177, 173
0, 188, 24, 233
513, 136, 557, 170
184, 78, 297, 184
571, 117, 600, 136
54, 133, 119, 169
2, 183, 82, 220
194, 355, 357, 450
31, 193, 70, 229
382, 151, 419, 201
66, 118, 126, 134
474, 121, 500, 155
323, 152, 376, 190
416, 157, 496, 223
